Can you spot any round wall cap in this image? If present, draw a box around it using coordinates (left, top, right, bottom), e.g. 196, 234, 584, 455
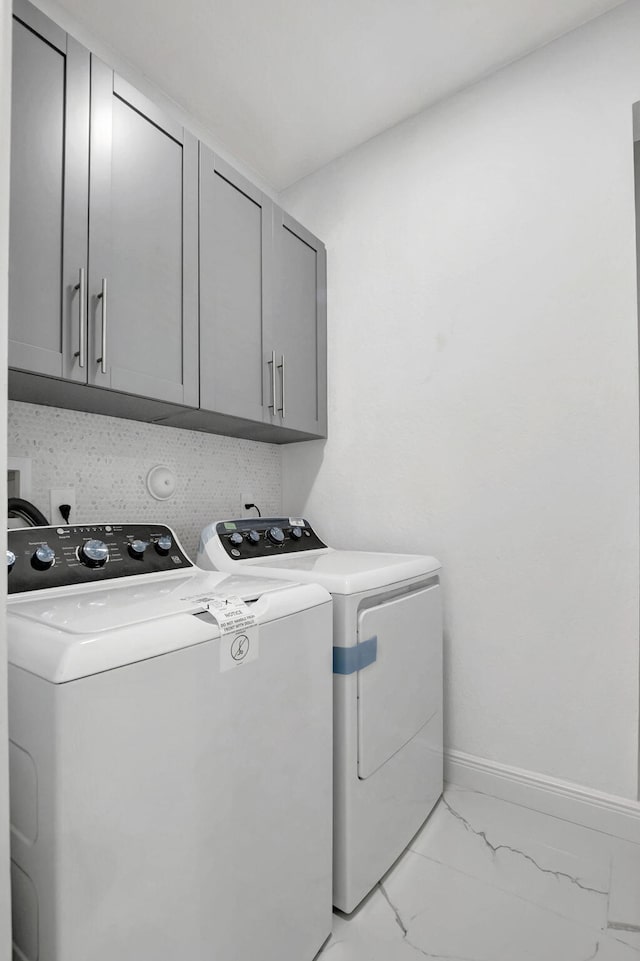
146, 465, 177, 501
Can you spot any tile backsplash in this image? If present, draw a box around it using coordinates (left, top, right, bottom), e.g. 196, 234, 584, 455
7, 401, 282, 557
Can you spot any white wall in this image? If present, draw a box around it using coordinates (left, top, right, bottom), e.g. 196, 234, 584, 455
0, 0, 11, 953
282, 0, 640, 800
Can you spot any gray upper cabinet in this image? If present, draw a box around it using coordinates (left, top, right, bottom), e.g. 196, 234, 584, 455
9, 0, 89, 382
9, 8, 198, 416
199, 148, 270, 422
194, 152, 327, 442
8, 1, 325, 442
88, 62, 198, 407
266, 209, 327, 438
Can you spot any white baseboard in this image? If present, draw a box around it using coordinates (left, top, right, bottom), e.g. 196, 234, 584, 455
445, 749, 640, 844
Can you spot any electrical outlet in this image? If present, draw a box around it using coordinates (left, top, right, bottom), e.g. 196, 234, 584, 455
240, 494, 257, 519
49, 486, 77, 525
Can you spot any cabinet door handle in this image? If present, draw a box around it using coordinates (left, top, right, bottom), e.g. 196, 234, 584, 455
268, 350, 277, 413
96, 278, 107, 374
73, 267, 86, 368
277, 354, 286, 419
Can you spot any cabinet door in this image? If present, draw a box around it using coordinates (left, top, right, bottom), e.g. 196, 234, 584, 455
88, 61, 198, 407
268, 209, 327, 437
199, 149, 270, 422
9, 0, 89, 382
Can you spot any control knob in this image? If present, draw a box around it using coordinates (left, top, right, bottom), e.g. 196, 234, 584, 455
80, 539, 109, 568
32, 543, 56, 571
267, 526, 285, 545
155, 534, 173, 556
128, 539, 148, 559
7, 550, 16, 572
228, 532, 244, 547
290, 526, 303, 540
247, 530, 261, 545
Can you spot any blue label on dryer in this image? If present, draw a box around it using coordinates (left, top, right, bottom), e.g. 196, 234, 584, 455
333, 636, 378, 675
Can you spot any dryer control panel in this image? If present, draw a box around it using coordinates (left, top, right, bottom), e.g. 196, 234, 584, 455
7, 523, 192, 593
216, 518, 326, 560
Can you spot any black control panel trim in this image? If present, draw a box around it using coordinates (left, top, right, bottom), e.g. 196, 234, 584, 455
7, 524, 192, 594
215, 517, 327, 561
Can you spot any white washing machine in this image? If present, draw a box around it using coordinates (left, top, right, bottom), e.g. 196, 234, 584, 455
197, 517, 443, 913
7, 522, 333, 961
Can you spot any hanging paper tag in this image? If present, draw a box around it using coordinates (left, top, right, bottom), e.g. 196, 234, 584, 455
206, 595, 259, 672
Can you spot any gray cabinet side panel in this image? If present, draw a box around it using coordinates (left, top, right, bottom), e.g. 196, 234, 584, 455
61, 36, 91, 381
9, 19, 65, 372
199, 150, 264, 420
278, 225, 320, 432
87, 56, 112, 385
316, 242, 328, 437
181, 132, 199, 408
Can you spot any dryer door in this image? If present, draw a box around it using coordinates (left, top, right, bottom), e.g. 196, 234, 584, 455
357, 584, 441, 779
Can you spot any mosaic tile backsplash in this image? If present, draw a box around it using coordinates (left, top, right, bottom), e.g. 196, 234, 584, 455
7, 401, 282, 557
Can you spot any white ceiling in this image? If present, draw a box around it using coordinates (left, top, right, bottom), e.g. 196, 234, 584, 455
54, 0, 626, 191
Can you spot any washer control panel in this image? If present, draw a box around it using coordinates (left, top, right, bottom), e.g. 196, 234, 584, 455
7, 524, 192, 594
216, 518, 326, 560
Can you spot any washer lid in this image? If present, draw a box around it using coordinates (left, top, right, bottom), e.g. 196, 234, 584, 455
8, 570, 295, 634
7, 569, 329, 682
232, 550, 440, 595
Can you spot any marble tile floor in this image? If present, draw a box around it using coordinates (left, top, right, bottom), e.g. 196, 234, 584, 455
318, 785, 640, 961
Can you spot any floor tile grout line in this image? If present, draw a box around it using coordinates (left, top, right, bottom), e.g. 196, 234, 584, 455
605, 846, 640, 938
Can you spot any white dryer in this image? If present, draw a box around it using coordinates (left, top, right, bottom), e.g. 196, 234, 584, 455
7, 522, 333, 961
197, 517, 443, 913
